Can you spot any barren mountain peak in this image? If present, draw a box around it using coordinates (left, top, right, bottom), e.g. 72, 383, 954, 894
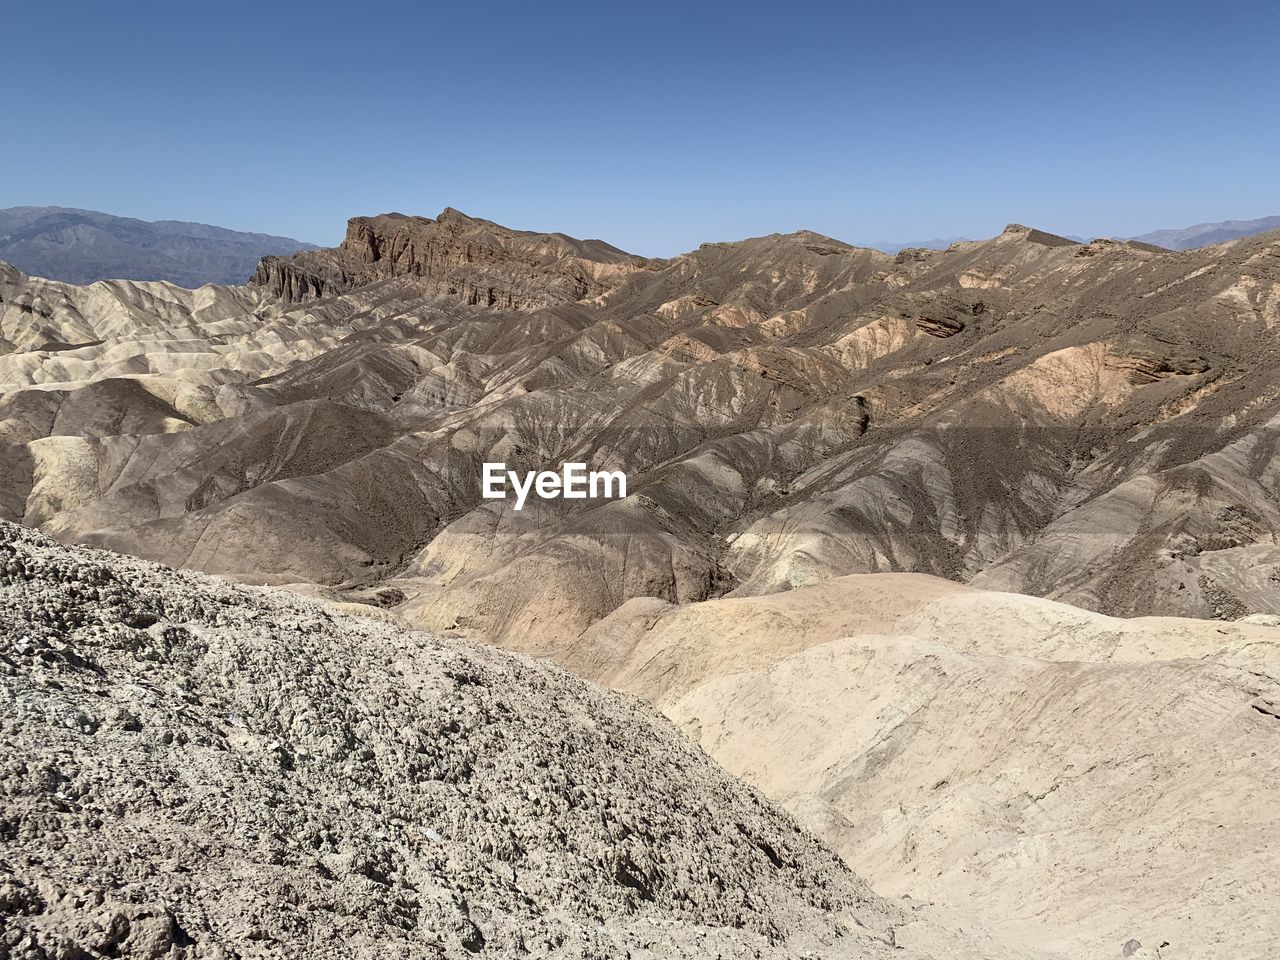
998, 222, 1080, 246
249, 207, 656, 307
435, 205, 478, 223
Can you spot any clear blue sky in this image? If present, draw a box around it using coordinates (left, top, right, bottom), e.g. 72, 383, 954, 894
5, 0, 1277, 255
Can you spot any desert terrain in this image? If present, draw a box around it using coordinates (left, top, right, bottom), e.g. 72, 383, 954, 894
580, 575, 1280, 958
5, 519, 1062, 959
3, 208, 1279, 958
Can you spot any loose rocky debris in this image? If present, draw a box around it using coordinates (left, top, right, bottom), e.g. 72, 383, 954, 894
0, 521, 1012, 960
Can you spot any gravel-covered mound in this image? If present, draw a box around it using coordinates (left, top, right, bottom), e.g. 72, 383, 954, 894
0, 521, 951, 959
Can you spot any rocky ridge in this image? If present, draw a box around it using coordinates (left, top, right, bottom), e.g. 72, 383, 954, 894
251, 209, 658, 308
6, 216, 1280, 637
0, 520, 1032, 959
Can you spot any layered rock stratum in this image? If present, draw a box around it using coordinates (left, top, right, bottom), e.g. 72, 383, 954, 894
251, 209, 658, 307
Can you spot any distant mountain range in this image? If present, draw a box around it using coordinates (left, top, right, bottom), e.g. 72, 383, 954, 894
4, 207, 1278, 289
872, 215, 1280, 254
1128, 214, 1280, 250
0, 206, 316, 287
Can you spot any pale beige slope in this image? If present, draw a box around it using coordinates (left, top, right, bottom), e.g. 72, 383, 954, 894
573, 574, 1280, 960
671, 636, 1279, 960
570, 572, 971, 702
0, 260, 267, 352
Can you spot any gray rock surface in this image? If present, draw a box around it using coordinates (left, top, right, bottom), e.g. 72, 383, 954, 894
0, 520, 1024, 959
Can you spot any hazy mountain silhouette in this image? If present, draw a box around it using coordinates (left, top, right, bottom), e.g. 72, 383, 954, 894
1129, 214, 1280, 250
0, 206, 316, 287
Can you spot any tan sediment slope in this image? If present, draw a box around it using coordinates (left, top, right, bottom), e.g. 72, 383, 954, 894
560, 573, 969, 701
574, 575, 1280, 960
0, 521, 1037, 960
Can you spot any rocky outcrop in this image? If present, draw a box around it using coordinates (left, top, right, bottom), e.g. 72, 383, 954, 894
1000, 223, 1081, 247
252, 208, 659, 308
0, 520, 1017, 960
915, 314, 967, 337
1104, 347, 1210, 384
